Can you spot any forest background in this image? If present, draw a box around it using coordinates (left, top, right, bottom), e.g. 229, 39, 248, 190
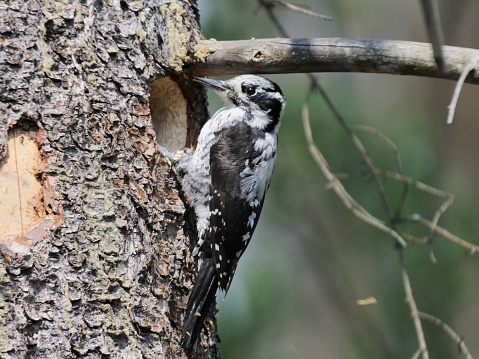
197, 1, 479, 358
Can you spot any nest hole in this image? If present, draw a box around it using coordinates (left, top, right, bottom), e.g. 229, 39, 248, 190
148, 76, 188, 152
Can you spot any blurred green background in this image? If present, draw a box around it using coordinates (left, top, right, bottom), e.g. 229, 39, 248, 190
195, 0, 479, 358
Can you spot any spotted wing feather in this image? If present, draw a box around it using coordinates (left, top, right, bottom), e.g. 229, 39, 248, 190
209, 121, 267, 291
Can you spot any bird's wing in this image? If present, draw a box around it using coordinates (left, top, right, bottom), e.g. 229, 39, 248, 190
209, 121, 270, 292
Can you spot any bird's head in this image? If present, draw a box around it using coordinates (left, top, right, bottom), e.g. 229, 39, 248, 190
194, 75, 286, 133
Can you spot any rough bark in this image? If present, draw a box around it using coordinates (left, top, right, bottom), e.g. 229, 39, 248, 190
0, 0, 218, 358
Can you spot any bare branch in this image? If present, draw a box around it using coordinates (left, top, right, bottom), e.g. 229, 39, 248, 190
302, 92, 407, 247
418, 312, 474, 359
399, 250, 430, 359
382, 171, 452, 200
427, 191, 454, 240
351, 125, 408, 220
381, 170, 456, 244
259, 0, 289, 37
447, 56, 479, 123
340, 120, 396, 224
403, 215, 479, 254
351, 126, 403, 173
411, 348, 424, 359
192, 38, 479, 84
263, 0, 333, 21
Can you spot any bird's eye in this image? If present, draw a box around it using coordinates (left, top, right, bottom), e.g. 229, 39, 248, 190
242, 85, 257, 96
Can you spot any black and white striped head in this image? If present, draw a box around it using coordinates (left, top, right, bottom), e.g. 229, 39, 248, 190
194, 75, 286, 134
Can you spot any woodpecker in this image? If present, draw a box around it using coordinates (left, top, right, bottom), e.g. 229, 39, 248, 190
173, 75, 286, 355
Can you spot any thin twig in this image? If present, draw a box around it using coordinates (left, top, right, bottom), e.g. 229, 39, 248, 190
403, 233, 430, 245
447, 56, 479, 124
382, 171, 452, 200
418, 312, 474, 359
382, 170, 456, 240
399, 250, 430, 359
334, 117, 396, 226
427, 192, 455, 240
351, 125, 409, 221
302, 92, 406, 248
402, 215, 479, 254
258, 0, 289, 35
351, 125, 404, 174
382, 169, 478, 261
270, 0, 333, 21
411, 348, 423, 359
381, 170, 458, 263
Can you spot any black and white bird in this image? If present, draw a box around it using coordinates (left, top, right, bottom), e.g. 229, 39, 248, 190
173, 75, 286, 355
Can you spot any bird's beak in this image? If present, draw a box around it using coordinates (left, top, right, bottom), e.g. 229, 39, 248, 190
193, 77, 232, 94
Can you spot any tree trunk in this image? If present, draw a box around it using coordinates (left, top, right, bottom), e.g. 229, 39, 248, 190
0, 0, 218, 358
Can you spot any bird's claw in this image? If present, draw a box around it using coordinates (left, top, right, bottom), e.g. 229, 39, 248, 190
159, 146, 175, 163
159, 146, 193, 177
173, 147, 193, 160
159, 146, 192, 165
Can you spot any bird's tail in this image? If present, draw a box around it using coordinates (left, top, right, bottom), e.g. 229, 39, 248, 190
182, 257, 218, 356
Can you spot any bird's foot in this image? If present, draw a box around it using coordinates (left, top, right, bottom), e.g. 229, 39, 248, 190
173, 147, 193, 161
